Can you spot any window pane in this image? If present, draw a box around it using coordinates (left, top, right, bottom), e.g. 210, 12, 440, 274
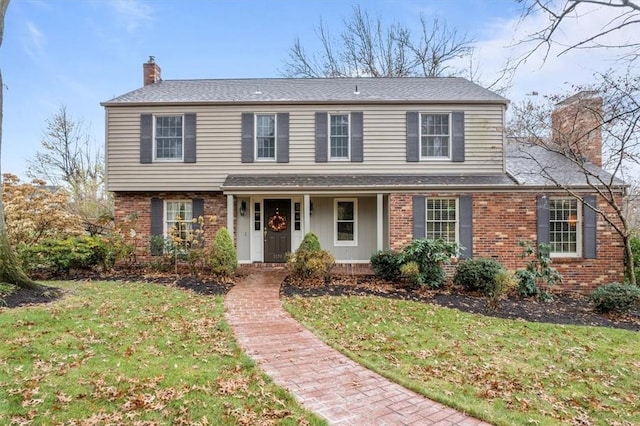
549, 198, 578, 254
421, 114, 450, 157
156, 116, 183, 159
426, 198, 456, 242
337, 201, 354, 220
165, 201, 193, 247
256, 115, 275, 159
330, 114, 349, 159
337, 222, 354, 241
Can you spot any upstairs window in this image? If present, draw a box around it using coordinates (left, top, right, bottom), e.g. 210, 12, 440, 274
256, 114, 276, 160
549, 198, 580, 256
421, 113, 450, 159
155, 116, 183, 160
329, 114, 350, 160
426, 198, 457, 242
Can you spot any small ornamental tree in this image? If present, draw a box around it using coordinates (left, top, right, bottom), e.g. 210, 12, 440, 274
210, 227, 237, 277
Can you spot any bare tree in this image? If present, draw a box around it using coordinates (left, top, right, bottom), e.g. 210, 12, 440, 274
282, 6, 474, 78
0, 0, 40, 289
516, 0, 640, 64
507, 74, 640, 283
28, 105, 110, 234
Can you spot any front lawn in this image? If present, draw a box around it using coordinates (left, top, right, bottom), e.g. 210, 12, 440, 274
284, 295, 640, 426
0, 281, 324, 425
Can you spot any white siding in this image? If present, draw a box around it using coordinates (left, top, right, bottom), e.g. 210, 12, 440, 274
106, 103, 505, 191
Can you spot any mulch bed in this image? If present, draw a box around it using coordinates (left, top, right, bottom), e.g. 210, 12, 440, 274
3, 271, 639, 333
281, 276, 640, 332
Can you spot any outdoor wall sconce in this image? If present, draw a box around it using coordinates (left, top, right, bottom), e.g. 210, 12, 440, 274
310, 201, 314, 215
239, 200, 247, 216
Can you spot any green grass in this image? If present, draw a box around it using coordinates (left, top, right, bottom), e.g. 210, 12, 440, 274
0, 281, 325, 425
284, 295, 640, 426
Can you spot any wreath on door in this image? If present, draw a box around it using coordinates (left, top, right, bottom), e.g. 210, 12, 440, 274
268, 212, 287, 232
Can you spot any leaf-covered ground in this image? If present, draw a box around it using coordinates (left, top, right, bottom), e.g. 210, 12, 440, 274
284, 294, 640, 426
0, 280, 324, 426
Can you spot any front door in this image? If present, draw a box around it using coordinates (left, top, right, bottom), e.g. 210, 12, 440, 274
264, 199, 291, 263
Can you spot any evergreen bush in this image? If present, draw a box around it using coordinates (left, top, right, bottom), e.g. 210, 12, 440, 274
370, 249, 403, 281
210, 227, 237, 276
590, 283, 640, 314
454, 258, 505, 295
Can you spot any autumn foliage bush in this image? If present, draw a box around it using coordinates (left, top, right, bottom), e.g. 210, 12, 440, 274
287, 232, 335, 281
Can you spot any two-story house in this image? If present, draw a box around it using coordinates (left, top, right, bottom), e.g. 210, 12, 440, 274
102, 58, 625, 292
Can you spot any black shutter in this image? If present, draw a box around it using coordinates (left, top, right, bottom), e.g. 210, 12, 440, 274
315, 112, 328, 162
459, 195, 473, 259
150, 198, 164, 256
351, 112, 363, 162
184, 113, 197, 163
241, 113, 254, 163
406, 112, 419, 162
537, 195, 550, 246
140, 114, 153, 164
413, 195, 425, 239
451, 111, 465, 162
583, 195, 597, 259
277, 113, 289, 163
192, 198, 204, 230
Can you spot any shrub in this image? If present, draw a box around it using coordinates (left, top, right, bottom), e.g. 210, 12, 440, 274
402, 238, 458, 288
298, 232, 321, 253
630, 235, 640, 284
590, 283, 640, 314
210, 227, 237, 277
487, 270, 518, 310
287, 233, 335, 281
516, 241, 562, 299
18, 236, 111, 275
400, 261, 422, 287
453, 258, 505, 294
370, 249, 403, 281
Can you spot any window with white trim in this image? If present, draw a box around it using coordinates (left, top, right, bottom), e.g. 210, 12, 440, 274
420, 113, 450, 159
550, 198, 580, 256
155, 115, 183, 160
426, 198, 457, 242
329, 114, 350, 160
256, 114, 276, 160
165, 200, 193, 247
335, 198, 357, 245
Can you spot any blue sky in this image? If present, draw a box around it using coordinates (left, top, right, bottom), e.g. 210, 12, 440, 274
1, 0, 630, 180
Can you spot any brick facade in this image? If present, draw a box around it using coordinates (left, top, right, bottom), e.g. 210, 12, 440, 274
389, 192, 624, 293
113, 191, 227, 262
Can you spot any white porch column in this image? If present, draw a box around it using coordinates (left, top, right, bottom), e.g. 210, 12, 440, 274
226, 194, 234, 232
303, 194, 311, 234
377, 193, 384, 251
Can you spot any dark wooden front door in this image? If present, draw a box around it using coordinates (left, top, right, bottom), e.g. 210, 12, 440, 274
264, 199, 291, 263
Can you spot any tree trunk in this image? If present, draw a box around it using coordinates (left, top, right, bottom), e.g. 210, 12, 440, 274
0, 0, 40, 289
624, 235, 636, 285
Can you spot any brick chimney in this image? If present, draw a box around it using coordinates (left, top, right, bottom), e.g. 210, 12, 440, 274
550, 91, 603, 167
143, 56, 161, 86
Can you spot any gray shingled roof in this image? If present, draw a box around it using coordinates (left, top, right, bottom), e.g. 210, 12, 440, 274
506, 142, 626, 187
102, 77, 508, 105
222, 173, 517, 191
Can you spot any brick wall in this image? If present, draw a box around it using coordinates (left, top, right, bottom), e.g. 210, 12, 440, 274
114, 191, 227, 262
389, 192, 624, 293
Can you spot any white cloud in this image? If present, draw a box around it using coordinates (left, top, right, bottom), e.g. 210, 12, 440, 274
471, 2, 639, 104
109, 0, 154, 33
23, 21, 45, 61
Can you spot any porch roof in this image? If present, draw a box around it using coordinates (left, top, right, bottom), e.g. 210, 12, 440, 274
221, 173, 517, 192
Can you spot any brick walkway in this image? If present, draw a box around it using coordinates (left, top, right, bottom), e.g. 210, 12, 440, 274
224, 271, 491, 425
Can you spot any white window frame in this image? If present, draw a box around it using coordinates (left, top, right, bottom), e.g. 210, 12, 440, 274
420, 112, 451, 160
153, 114, 184, 162
329, 113, 351, 161
425, 197, 458, 243
549, 197, 582, 258
334, 198, 358, 246
255, 113, 277, 161
164, 200, 193, 246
